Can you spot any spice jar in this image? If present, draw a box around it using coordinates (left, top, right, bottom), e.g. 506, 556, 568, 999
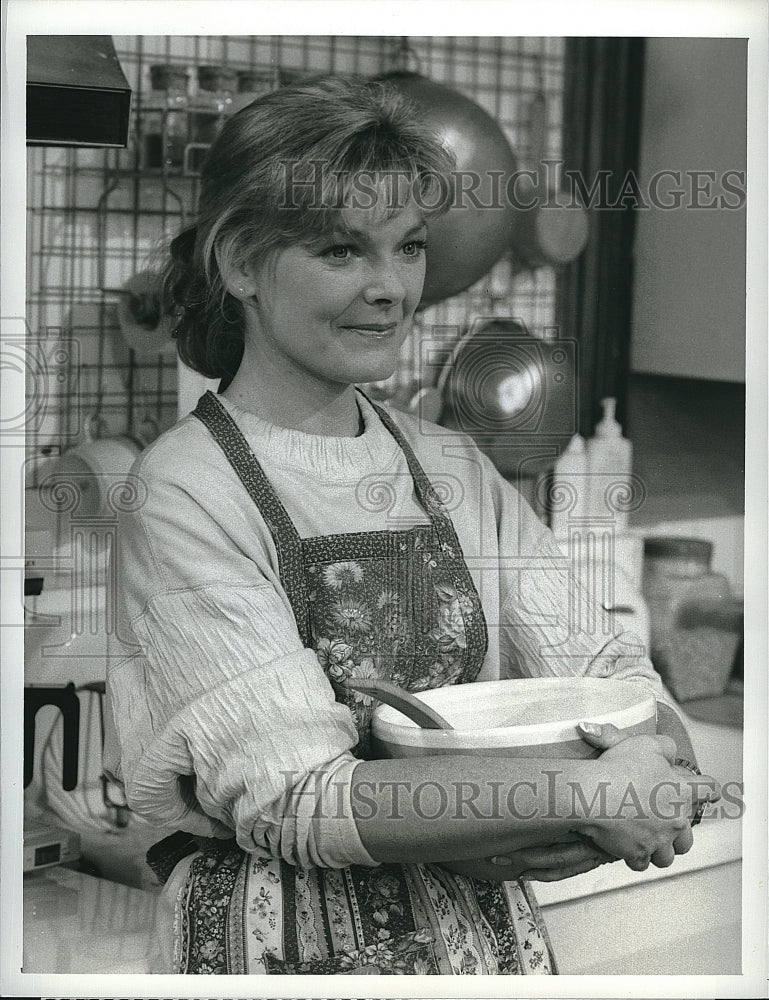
142, 64, 189, 172
186, 65, 238, 172
642, 537, 740, 701
194, 65, 237, 140
231, 68, 277, 114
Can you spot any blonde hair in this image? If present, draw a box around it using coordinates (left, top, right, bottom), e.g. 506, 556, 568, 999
164, 75, 455, 381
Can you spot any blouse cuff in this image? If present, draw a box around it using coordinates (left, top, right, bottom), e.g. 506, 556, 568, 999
288, 755, 379, 869
250, 754, 379, 869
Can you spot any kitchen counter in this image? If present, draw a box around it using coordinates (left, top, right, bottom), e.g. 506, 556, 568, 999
23, 866, 159, 974
537, 713, 744, 974
20, 716, 743, 977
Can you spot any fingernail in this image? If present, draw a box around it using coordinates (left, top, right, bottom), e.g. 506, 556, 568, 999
491, 855, 514, 866
579, 722, 600, 735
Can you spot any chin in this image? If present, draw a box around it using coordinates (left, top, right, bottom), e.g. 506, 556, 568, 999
351, 362, 400, 387
344, 348, 403, 386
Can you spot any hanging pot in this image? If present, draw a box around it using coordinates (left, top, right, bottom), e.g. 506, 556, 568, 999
379, 73, 589, 307
438, 318, 579, 477
380, 72, 518, 306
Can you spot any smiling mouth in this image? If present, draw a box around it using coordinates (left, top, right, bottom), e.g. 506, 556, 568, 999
342, 323, 399, 338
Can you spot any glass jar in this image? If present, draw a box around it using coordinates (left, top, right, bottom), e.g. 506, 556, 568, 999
194, 65, 237, 139
142, 64, 189, 172
230, 68, 277, 114
642, 537, 740, 701
186, 65, 238, 172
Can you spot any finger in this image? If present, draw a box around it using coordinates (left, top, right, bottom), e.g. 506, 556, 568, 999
625, 854, 651, 872
673, 825, 694, 855
655, 734, 678, 763
650, 843, 676, 869
577, 721, 625, 750
503, 841, 603, 870
522, 856, 616, 882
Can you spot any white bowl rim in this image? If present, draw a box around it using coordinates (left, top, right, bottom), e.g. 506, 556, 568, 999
371, 677, 657, 748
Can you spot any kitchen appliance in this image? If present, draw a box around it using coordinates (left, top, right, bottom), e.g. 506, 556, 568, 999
24, 683, 80, 791
372, 677, 657, 760
24, 824, 81, 873
24, 685, 83, 874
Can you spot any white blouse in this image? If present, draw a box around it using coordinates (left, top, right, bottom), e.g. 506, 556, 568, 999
103, 393, 665, 869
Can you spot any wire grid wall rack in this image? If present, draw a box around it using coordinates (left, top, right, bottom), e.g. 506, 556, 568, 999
26, 34, 566, 464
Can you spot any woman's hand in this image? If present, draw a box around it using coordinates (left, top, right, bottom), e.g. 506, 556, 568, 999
438, 833, 617, 883
500, 834, 618, 882
575, 722, 720, 872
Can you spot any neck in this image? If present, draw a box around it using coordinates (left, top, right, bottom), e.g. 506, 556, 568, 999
221, 342, 363, 438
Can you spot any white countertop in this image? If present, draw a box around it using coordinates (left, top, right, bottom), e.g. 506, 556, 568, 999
23, 866, 159, 974
537, 713, 743, 907
21, 716, 743, 976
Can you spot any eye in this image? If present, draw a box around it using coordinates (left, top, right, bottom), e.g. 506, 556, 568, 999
402, 239, 428, 257
325, 245, 351, 260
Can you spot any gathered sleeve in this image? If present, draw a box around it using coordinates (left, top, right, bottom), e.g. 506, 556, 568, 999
482, 455, 666, 700
103, 440, 377, 870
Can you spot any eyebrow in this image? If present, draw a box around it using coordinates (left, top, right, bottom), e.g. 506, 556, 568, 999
333, 220, 428, 243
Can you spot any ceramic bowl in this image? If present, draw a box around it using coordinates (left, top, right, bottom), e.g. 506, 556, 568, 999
371, 677, 657, 760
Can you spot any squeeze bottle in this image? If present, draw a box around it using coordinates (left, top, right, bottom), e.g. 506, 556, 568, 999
586, 397, 633, 532
550, 434, 587, 538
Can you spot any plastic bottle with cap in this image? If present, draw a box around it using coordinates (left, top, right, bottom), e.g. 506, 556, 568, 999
550, 433, 587, 538
586, 397, 633, 532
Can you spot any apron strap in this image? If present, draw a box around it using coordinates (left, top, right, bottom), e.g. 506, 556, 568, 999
360, 392, 475, 577
192, 391, 311, 647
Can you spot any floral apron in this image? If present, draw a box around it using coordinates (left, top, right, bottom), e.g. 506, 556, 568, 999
165, 390, 556, 976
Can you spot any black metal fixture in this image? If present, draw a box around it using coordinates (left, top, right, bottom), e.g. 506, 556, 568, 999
24, 683, 80, 791
27, 35, 132, 147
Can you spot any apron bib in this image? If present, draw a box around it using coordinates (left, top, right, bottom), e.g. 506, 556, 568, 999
164, 391, 556, 976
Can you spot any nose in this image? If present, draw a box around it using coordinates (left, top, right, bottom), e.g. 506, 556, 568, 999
362, 258, 407, 307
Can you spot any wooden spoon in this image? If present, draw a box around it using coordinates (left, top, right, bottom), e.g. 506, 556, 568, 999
342, 678, 454, 730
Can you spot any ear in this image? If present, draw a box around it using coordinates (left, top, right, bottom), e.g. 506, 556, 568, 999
222, 270, 258, 303
216, 248, 258, 302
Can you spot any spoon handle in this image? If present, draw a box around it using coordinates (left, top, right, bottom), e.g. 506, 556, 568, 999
343, 678, 454, 730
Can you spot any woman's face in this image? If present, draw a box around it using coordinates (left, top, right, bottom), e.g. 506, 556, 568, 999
241, 198, 427, 398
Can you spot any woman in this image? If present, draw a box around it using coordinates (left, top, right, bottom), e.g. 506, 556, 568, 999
104, 75, 716, 976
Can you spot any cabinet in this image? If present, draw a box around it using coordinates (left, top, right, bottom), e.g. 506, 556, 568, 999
630, 38, 747, 383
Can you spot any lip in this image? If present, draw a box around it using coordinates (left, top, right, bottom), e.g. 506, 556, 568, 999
341, 323, 399, 334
